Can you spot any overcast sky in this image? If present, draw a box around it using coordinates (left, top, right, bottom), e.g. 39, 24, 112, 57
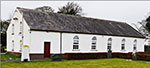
1, 1, 150, 28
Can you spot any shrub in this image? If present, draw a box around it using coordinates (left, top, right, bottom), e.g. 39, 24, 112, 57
136, 52, 150, 61
64, 53, 107, 60
64, 52, 150, 61
145, 46, 150, 51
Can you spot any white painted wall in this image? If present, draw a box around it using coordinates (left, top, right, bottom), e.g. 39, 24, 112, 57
7, 9, 31, 53
30, 31, 60, 54
29, 31, 145, 54
22, 18, 31, 48
7, 9, 22, 52
62, 33, 145, 53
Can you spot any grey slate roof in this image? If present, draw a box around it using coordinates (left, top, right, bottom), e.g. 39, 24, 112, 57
18, 7, 145, 38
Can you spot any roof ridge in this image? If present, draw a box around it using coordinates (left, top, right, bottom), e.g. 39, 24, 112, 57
16, 7, 145, 38
17, 7, 126, 24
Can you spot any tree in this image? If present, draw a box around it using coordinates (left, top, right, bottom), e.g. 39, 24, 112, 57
0, 19, 10, 33
0, 19, 10, 47
146, 16, 150, 32
35, 6, 54, 13
57, 2, 83, 16
137, 15, 150, 36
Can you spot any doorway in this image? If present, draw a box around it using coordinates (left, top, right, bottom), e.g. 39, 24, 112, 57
44, 42, 50, 58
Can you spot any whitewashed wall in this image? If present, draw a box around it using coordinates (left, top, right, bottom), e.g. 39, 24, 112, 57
7, 9, 22, 52
30, 31, 60, 54
29, 31, 144, 54
62, 33, 145, 53
7, 9, 31, 53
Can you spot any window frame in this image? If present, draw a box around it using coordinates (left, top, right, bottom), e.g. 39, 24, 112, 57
19, 40, 22, 52
73, 36, 79, 50
121, 39, 126, 51
107, 38, 112, 50
19, 22, 23, 34
12, 24, 14, 35
12, 40, 14, 51
133, 39, 137, 51
91, 36, 97, 50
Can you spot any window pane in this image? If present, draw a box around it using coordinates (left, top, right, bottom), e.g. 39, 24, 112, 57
74, 43, 78, 44
92, 37, 97, 40
133, 44, 136, 50
92, 43, 96, 44
121, 44, 125, 50
107, 38, 112, 50
73, 36, 79, 50
12, 40, 14, 51
73, 45, 78, 49
92, 46, 96, 49
20, 40, 22, 51
73, 36, 79, 39
92, 37, 97, 50
92, 40, 96, 43
122, 39, 125, 44
108, 38, 112, 45
134, 46, 136, 50
74, 40, 79, 43
133, 40, 137, 50
108, 46, 111, 50
20, 22, 22, 33
12, 24, 14, 35
121, 45, 125, 50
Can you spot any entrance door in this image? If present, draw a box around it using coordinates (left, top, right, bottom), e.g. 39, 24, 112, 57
44, 42, 50, 58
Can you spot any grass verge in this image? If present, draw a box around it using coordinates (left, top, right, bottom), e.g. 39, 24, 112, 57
1, 58, 150, 68
1, 53, 20, 59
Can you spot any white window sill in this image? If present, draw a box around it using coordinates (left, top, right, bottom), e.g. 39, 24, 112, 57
91, 49, 98, 51
107, 49, 112, 51
121, 49, 126, 51
133, 50, 137, 52
72, 49, 80, 51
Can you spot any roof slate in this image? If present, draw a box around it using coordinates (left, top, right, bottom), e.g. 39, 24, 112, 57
17, 7, 145, 38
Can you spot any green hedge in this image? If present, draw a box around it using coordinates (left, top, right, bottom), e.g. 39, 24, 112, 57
145, 46, 150, 51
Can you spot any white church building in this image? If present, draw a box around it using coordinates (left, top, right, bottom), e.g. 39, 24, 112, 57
7, 7, 145, 59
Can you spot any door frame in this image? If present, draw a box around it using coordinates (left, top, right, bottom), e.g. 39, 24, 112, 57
44, 41, 51, 58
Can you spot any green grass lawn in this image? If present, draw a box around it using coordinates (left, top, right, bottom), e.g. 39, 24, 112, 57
1, 58, 150, 68
1, 53, 20, 59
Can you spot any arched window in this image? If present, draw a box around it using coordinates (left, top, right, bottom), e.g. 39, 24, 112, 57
12, 40, 14, 51
133, 40, 137, 50
19, 22, 23, 34
20, 40, 22, 52
91, 36, 97, 50
73, 36, 79, 49
107, 38, 112, 50
121, 39, 125, 50
12, 24, 14, 35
